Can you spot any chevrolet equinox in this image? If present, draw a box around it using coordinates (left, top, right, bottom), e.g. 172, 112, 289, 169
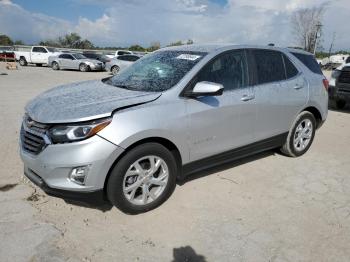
20, 45, 328, 214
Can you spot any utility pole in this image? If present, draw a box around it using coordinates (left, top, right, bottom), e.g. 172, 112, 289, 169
328, 32, 336, 57
313, 22, 323, 55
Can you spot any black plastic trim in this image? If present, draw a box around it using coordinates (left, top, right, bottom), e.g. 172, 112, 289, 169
24, 169, 105, 202
182, 132, 288, 177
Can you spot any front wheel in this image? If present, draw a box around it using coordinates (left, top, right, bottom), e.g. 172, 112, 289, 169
107, 143, 177, 214
111, 65, 120, 75
51, 62, 59, 70
79, 63, 90, 72
280, 111, 316, 157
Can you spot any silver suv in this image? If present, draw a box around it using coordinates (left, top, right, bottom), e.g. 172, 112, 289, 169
20, 45, 328, 214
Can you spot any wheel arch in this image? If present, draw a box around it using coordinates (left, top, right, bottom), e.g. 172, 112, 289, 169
302, 106, 323, 128
103, 136, 183, 192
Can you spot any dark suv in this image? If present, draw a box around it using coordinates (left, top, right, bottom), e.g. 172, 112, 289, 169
329, 61, 350, 109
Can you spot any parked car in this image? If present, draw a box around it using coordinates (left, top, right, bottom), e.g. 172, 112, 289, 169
329, 62, 350, 109
48, 53, 105, 72
105, 50, 133, 59
82, 52, 111, 64
105, 54, 141, 75
14, 46, 61, 66
20, 44, 328, 214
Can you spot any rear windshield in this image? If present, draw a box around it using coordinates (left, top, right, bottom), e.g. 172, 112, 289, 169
291, 52, 322, 75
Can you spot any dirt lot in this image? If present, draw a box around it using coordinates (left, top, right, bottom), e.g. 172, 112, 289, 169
1, 63, 350, 262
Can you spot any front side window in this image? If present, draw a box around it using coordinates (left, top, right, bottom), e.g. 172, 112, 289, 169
253, 50, 286, 84
33, 47, 47, 53
195, 50, 248, 91
105, 51, 207, 92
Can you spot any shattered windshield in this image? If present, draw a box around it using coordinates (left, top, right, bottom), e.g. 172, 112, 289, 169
105, 50, 207, 92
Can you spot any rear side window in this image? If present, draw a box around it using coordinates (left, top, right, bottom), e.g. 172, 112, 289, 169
253, 50, 285, 84
118, 55, 139, 62
283, 55, 299, 79
291, 52, 322, 75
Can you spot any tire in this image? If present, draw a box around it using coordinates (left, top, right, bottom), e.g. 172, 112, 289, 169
335, 99, 346, 109
280, 111, 316, 157
51, 62, 59, 70
79, 63, 90, 72
19, 57, 27, 66
111, 65, 120, 75
36, 64, 42, 67
107, 143, 177, 214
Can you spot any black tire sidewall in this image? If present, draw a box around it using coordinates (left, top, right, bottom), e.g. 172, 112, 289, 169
288, 112, 316, 157
19, 58, 26, 66
107, 143, 177, 214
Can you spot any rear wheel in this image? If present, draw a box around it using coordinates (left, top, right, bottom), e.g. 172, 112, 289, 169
19, 57, 27, 66
280, 111, 316, 157
335, 99, 346, 109
107, 143, 177, 214
79, 63, 90, 72
111, 65, 120, 75
51, 62, 59, 70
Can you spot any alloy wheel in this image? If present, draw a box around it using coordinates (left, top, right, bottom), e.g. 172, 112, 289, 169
122, 156, 169, 205
293, 119, 313, 152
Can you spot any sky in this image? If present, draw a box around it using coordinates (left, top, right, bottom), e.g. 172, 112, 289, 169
0, 0, 349, 50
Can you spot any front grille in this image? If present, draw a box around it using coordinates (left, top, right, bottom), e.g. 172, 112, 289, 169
338, 68, 350, 84
21, 115, 50, 155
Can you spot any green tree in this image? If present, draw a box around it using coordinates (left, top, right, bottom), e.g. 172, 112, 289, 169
168, 40, 183, 47
0, 34, 13, 45
187, 39, 194, 45
14, 40, 24, 45
147, 41, 160, 52
129, 45, 146, 52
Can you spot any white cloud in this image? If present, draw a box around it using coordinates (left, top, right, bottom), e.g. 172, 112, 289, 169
0, 0, 349, 50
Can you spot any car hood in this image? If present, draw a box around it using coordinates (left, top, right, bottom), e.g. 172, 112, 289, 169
25, 79, 162, 123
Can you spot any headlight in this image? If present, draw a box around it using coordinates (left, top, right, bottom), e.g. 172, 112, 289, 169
49, 118, 111, 143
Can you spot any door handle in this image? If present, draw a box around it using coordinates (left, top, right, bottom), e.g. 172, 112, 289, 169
294, 85, 303, 90
241, 94, 255, 102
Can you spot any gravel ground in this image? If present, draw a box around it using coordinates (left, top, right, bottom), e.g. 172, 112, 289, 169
0, 63, 350, 262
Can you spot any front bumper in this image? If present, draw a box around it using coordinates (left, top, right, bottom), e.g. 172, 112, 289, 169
90, 63, 106, 71
24, 168, 105, 202
20, 134, 124, 196
329, 85, 350, 100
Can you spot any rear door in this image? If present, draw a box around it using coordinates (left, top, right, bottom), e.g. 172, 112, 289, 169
250, 49, 308, 141
186, 49, 256, 161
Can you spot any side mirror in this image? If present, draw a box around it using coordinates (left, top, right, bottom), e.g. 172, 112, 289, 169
186, 81, 224, 97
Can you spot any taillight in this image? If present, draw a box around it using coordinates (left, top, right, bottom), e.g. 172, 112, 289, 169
322, 78, 329, 91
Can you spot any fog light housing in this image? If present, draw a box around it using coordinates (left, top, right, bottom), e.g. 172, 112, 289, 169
69, 166, 90, 185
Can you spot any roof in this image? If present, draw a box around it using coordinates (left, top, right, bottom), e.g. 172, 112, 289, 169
159, 44, 313, 55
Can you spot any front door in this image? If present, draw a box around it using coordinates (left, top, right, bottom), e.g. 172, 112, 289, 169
186, 50, 256, 162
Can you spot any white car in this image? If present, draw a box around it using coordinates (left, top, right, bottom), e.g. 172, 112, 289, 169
105, 54, 140, 75
105, 50, 133, 59
15, 46, 61, 67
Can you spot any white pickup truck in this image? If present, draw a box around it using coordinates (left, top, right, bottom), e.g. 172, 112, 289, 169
15, 46, 61, 66
105, 50, 133, 59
